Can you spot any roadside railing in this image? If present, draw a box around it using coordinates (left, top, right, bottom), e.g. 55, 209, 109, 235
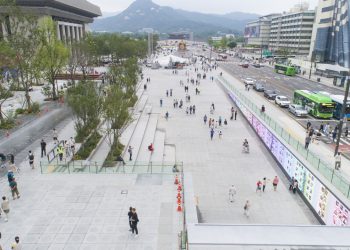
219, 76, 350, 199
40, 160, 183, 175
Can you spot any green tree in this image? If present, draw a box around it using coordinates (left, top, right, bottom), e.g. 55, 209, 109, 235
103, 58, 139, 160
36, 17, 69, 100
67, 80, 102, 142
0, 1, 41, 110
227, 41, 237, 49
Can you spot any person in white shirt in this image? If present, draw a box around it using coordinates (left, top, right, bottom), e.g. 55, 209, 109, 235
228, 185, 237, 203
69, 137, 76, 155
1, 196, 10, 222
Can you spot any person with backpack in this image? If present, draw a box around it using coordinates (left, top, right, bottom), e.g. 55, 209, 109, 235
130, 208, 139, 237
28, 151, 34, 169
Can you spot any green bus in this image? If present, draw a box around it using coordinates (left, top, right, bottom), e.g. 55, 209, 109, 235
274, 64, 296, 76
293, 90, 335, 119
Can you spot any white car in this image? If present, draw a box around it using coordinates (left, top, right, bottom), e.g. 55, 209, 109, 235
243, 77, 256, 85
275, 95, 290, 107
289, 104, 308, 117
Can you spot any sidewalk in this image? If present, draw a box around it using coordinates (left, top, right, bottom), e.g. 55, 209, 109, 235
142, 65, 318, 224
220, 67, 350, 191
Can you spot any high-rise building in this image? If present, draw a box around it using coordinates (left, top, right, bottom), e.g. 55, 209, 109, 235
244, 14, 280, 47
311, 0, 350, 68
269, 10, 315, 55
0, 0, 101, 43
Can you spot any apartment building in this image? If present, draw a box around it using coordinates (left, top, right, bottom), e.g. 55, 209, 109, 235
0, 0, 101, 43
269, 10, 315, 55
310, 0, 350, 68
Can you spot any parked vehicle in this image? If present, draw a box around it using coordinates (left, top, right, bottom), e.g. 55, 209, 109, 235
253, 82, 265, 92
264, 89, 278, 100
288, 104, 308, 117
243, 77, 256, 85
242, 63, 249, 68
253, 63, 261, 68
275, 95, 290, 107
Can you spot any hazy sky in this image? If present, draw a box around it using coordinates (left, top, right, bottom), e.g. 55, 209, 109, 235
89, 0, 319, 15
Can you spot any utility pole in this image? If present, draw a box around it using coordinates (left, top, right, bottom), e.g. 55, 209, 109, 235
334, 74, 350, 156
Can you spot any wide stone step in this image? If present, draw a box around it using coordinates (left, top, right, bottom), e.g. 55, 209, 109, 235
134, 114, 159, 173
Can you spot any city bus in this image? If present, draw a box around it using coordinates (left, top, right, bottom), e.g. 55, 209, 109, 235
293, 90, 335, 119
274, 64, 296, 76
330, 95, 350, 120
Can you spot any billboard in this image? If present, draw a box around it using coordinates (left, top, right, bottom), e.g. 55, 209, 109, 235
244, 25, 260, 38
228, 91, 350, 226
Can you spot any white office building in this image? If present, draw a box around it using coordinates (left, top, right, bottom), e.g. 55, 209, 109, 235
269, 10, 315, 55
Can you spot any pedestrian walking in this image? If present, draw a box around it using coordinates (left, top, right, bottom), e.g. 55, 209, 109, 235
305, 136, 311, 149
166, 90, 169, 97
57, 144, 64, 161
272, 176, 279, 191
228, 185, 236, 202
262, 177, 267, 192
64, 140, 70, 157
130, 208, 139, 237
306, 120, 311, 130
345, 127, 349, 138
189, 106, 193, 114
40, 139, 46, 158
128, 146, 133, 161
193, 105, 196, 114
224, 119, 228, 125
160, 98, 163, 107
128, 207, 133, 231
335, 152, 341, 170
165, 111, 169, 120
219, 131, 222, 139
170, 89, 173, 96
70, 137, 76, 155
218, 116, 222, 126
289, 177, 295, 191
256, 180, 262, 194
1, 196, 9, 222
243, 200, 250, 217
9, 179, 20, 200
11, 236, 21, 250
332, 130, 337, 142
234, 110, 237, 120
203, 115, 207, 125
53, 128, 58, 144
28, 151, 34, 169
210, 128, 214, 140
293, 180, 299, 194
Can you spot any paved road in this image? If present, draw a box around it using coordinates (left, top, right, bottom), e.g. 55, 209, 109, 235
220, 61, 344, 98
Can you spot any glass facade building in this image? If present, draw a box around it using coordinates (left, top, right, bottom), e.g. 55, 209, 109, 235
313, 0, 350, 68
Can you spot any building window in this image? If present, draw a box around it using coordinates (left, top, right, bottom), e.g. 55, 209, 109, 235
321, 6, 333, 12
320, 18, 332, 24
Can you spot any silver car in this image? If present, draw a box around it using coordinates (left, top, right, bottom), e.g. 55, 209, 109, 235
289, 104, 308, 117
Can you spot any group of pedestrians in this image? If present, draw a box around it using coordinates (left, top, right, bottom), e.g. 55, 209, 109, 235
228, 176, 280, 218
0, 234, 22, 249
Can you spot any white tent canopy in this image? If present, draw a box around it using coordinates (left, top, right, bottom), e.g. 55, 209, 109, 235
153, 55, 189, 67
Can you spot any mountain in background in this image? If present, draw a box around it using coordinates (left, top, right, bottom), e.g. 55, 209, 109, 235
91, 0, 259, 38
99, 11, 121, 19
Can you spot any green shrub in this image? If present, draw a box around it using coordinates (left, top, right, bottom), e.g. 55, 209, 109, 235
75, 120, 99, 143
104, 139, 125, 163
73, 131, 102, 160
15, 108, 25, 115
31, 102, 40, 114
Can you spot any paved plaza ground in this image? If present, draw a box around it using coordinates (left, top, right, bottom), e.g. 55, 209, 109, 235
142, 66, 318, 225
0, 62, 321, 250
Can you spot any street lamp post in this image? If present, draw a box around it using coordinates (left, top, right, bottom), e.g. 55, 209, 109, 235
334, 74, 350, 156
